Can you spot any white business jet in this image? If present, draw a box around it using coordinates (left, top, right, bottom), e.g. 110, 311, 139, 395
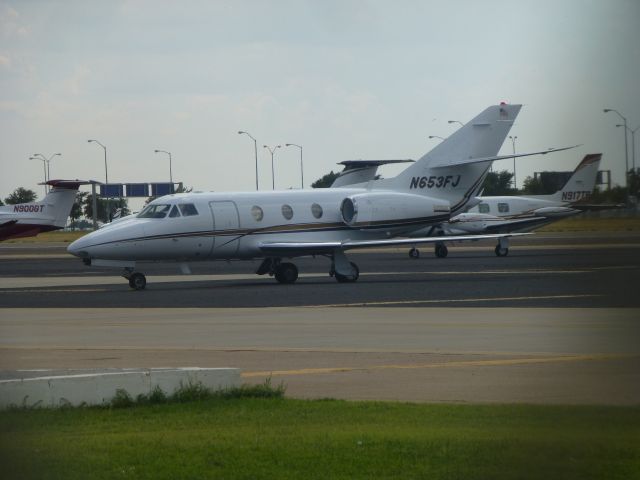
0, 180, 91, 241
406, 153, 601, 258
67, 103, 571, 290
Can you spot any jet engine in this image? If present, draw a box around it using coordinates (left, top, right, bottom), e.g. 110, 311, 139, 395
340, 192, 449, 228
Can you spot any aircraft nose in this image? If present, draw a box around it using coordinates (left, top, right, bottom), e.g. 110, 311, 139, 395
67, 235, 90, 258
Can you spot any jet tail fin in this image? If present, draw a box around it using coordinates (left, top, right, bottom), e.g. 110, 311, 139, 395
545, 154, 602, 203
377, 103, 521, 213
40, 180, 94, 227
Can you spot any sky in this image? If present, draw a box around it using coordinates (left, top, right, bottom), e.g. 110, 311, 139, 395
1, 0, 639, 207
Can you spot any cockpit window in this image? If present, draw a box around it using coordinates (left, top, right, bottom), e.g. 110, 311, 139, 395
137, 204, 171, 219
478, 203, 490, 213
179, 204, 199, 216
169, 205, 181, 218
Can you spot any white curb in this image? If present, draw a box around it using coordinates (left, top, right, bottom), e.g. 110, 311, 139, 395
0, 368, 240, 408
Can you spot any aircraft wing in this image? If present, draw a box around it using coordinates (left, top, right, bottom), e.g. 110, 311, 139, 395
570, 203, 626, 211
479, 217, 551, 233
258, 232, 530, 255
0, 219, 18, 228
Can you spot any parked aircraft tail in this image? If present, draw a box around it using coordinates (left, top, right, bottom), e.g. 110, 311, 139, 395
41, 180, 88, 227
539, 153, 602, 204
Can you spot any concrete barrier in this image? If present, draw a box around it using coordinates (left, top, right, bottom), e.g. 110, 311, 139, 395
0, 368, 240, 408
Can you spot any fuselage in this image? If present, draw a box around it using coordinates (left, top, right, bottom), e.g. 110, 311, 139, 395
441, 194, 578, 235
67, 188, 449, 262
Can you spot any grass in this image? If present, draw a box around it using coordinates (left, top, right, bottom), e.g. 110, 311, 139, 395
538, 215, 640, 232
2, 230, 87, 243
0, 398, 638, 480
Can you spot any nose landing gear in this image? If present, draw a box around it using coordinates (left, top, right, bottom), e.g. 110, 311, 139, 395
123, 268, 147, 290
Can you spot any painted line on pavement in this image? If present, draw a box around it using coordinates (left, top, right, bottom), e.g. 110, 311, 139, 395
241, 353, 628, 378
304, 294, 603, 307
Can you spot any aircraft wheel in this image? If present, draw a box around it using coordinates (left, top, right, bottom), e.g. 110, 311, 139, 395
336, 262, 359, 283
495, 245, 509, 257
274, 262, 298, 284
128, 272, 147, 290
408, 248, 420, 259
434, 243, 448, 258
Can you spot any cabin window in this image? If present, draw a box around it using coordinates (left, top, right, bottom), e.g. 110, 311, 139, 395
478, 203, 490, 214
137, 204, 171, 219
179, 203, 198, 216
251, 205, 264, 221
311, 203, 323, 219
498, 203, 510, 213
281, 204, 294, 220
169, 205, 181, 218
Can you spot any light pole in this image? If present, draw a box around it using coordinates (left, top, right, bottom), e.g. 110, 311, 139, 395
238, 131, 259, 191
263, 144, 281, 190
285, 143, 303, 189
33, 153, 61, 192
29, 156, 47, 196
88, 139, 109, 221
87, 139, 108, 185
154, 149, 173, 192
616, 124, 639, 174
509, 135, 517, 189
448, 120, 465, 127
604, 109, 629, 186
428, 135, 444, 141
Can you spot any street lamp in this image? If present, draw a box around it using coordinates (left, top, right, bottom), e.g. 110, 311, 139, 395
154, 149, 173, 192
263, 144, 281, 190
604, 109, 629, 186
616, 124, 639, 174
33, 153, 61, 192
88, 139, 109, 221
29, 156, 47, 196
285, 143, 303, 189
448, 120, 465, 127
428, 135, 444, 140
87, 139, 108, 185
509, 135, 517, 189
238, 131, 259, 191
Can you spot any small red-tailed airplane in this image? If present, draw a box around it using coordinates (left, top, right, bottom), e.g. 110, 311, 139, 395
0, 180, 91, 241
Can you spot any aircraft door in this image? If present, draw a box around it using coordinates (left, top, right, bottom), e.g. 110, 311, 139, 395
209, 201, 241, 257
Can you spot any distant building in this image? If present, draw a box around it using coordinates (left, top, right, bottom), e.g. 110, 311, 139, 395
534, 169, 611, 191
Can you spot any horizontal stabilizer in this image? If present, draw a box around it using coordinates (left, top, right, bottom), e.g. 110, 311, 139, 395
40, 179, 97, 189
430, 145, 580, 168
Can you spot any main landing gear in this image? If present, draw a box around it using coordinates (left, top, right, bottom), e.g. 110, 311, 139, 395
256, 250, 360, 284
408, 242, 448, 259
123, 268, 147, 290
494, 237, 509, 257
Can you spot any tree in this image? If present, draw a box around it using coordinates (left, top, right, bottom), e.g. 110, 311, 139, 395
521, 176, 547, 195
69, 192, 89, 229
0, 199, 4, 206
84, 195, 129, 223
311, 171, 339, 188
480, 170, 516, 196
4, 187, 37, 205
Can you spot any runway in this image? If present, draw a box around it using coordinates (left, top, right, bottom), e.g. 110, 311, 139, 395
1, 232, 639, 404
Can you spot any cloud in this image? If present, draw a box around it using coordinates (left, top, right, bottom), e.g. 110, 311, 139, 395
0, 4, 29, 38
64, 65, 91, 96
0, 54, 10, 69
